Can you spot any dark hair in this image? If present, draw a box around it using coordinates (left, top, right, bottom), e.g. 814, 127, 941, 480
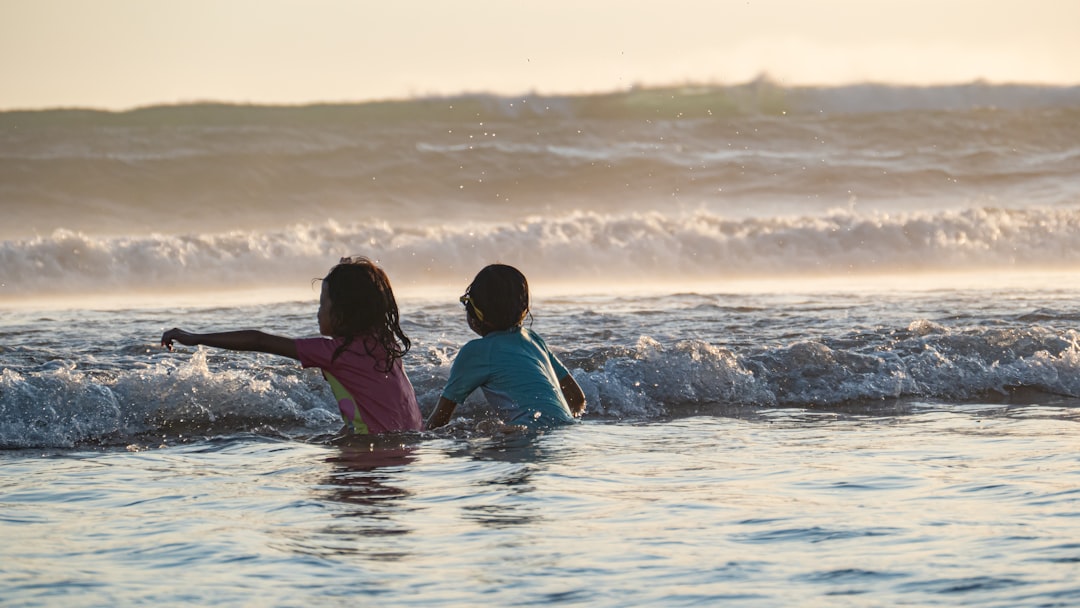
324, 257, 410, 372
465, 264, 530, 331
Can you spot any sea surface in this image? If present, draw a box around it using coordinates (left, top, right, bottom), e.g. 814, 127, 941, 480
2, 82, 1079, 606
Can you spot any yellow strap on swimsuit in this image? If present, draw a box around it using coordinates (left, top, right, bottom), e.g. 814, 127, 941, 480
323, 371, 370, 435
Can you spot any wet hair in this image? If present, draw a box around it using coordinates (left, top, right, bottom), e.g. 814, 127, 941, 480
464, 264, 530, 331
322, 257, 410, 372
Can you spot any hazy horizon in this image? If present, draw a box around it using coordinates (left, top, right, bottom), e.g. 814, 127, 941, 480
3, 0, 1078, 111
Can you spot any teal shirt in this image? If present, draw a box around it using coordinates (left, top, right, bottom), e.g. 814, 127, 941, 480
441, 327, 576, 428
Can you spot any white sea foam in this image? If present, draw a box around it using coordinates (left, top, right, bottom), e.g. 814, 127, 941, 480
2, 207, 1079, 299
3, 318, 1078, 448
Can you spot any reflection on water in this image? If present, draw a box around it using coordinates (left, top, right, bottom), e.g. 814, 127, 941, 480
445, 433, 553, 529
276, 436, 421, 564
3, 409, 1077, 606
323, 437, 418, 514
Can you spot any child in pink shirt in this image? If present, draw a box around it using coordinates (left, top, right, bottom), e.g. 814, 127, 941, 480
161, 257, 422, 435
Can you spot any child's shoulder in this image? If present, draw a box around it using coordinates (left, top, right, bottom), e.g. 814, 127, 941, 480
521, 326, 548, 343
489, 326, 537, 342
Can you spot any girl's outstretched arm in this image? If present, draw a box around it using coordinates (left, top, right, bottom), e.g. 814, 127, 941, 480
161, 328, 298, 360
426, 396, 459, 430
560, 373, 587, 417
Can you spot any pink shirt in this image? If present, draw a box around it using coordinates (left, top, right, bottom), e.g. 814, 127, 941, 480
295, 336, 423, 434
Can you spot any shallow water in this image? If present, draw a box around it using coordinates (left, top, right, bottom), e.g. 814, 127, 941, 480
3, 407, 1077, 607
3, 281, 1080, 605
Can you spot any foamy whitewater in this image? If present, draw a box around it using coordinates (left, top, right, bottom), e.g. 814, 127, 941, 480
2, 82, 1079, 606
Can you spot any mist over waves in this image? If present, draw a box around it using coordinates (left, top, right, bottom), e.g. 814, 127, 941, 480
2, 80, 1079, 298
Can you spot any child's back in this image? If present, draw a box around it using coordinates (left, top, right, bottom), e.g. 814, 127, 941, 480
427, 264, 585, 430
442, 326, 575, 428
297, 335, 422, 434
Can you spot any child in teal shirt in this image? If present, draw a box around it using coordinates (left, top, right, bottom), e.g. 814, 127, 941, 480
427, 264, 586, 430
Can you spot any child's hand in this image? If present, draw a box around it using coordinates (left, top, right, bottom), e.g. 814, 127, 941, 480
161, 328, 196, 351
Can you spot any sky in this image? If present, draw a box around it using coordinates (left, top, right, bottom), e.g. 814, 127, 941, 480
2, 0, 1078, 110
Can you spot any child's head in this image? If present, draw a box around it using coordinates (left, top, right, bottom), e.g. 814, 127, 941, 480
318, 257, 410, 366
461, 264, 529, 333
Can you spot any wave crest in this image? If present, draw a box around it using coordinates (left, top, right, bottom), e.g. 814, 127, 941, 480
3, 207, 1079, 298
4, 322, 1077, 448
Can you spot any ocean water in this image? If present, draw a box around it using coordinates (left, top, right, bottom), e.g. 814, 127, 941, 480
2, 82, 1080, 606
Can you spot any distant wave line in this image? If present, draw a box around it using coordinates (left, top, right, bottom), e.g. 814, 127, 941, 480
3, 206, 1080, 298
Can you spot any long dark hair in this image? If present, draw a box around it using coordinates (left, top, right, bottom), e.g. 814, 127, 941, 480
323, 257, 410, 372
465, 264, 530, 331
